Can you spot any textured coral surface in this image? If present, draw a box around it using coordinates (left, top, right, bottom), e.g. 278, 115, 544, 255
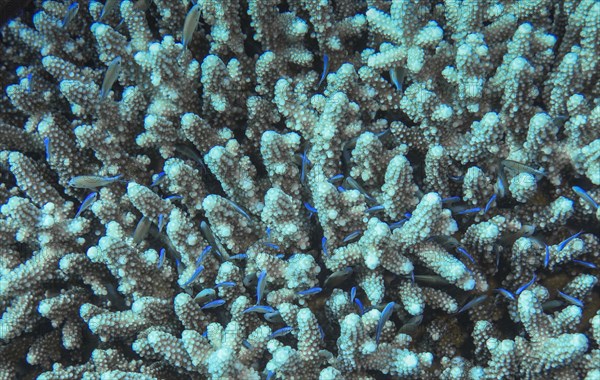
0, 0, 599, 379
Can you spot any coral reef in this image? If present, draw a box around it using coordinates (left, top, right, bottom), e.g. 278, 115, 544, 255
0, 0, 598, 379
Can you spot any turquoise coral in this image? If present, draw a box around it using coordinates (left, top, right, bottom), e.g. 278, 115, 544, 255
0, 0, 599, 379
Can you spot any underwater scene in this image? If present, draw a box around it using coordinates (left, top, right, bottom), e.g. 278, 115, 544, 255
0, 0, 599, 379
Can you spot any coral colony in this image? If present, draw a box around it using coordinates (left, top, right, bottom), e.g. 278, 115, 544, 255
1, 0, 599, 379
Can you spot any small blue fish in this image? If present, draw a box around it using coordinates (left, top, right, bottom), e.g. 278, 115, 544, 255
321, 237, 327, 256
557, 230, 583, 251
266, 227, 271, 241
201, 299, 226, 310
296, 287, 322, 296
494, 288, 515, 301
202, 330, 208, 337
264, 311, 283, 323
318, 54, 329, 87
376, 302, 395, 344
165, 194, 183, 201
175, 145, 207, 172
354, 298, 364, 315
484, 194, 497, 213
441, 196, 461, 204
456, 247, 475, 263
572, 259, 597, 269
157, 214, 165, 233
229, 254, 247, 260
557, 291, 584, 308
275, 254, 285, 259
196, 245, 212, 265
242, 339, 253, 349
214, 281, 236, 288
68, 174, 123, 189
266, 370, 275, 380
457, 207, 481, 215
515, 273, 537, 295
365, 205, 385, 214
350, 287, 356, 303
317, 324, 325, 341
404, 212, 412, 219
389, 67, 404, 91
182, 265, 205, 287
328, 174, 344, 183
181, 4, 202, 55
300, 147, 310, 184
26, 73, 33, 93
324, 267, 353, 288
99, 56, 122, 99
74, 192, 98, 218
389, 219, 408, 230
261, 242, 280, 250
457, 295, 488, 314
269, 326, 293, 339
132, 216, 151, 244
157, 248, 166, 269
448, 175, 465, 182
544, 244, 550, 268
496, 174, 506, 198
43, 137, 51, 161
502, 159, 546, 178
345, 177, 375, 202
375, 129, 390, 138
342, 230, 362, 243
572, 186, 599, 209
150, 172, 166, 187
99, 0, 118, 21
337, 186, 345, 192
225, 198, 252, 222
256, 270, 267, 305
61, 2, 79, 28
304, 202, 317, 215
243, 305, 275, 314
410, 271, 415, 284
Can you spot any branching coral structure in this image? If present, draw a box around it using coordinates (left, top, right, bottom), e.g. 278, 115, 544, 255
0, 0, 599, 379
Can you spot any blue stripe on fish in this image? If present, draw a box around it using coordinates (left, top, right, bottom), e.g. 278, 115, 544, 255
342, 230, 362, 243
376, 302, 395, 344
515, 273, 537, 295
269, 327, 293, 339
484, 194, 497, 213
182, 265, 205, 287
256, 270, 267, 305
456, 247, 475, 263
572, 259, 597, 269
558, 230, 583, 251
303, 202, 317, 213
296, 287, 322, 296
157, 248, 166, 269
196, 245, 212, 265
354, 297, 364, 315
243, 305, 275, 314
457, 207, 481, 215
494, 288, 515, 301
457, 295, 488, 314
557, 291, 584, 308
318, 54, 329, 87
201, 299, 226, 309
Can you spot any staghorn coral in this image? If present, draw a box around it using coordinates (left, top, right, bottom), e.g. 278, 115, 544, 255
0, 0, 598, 379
